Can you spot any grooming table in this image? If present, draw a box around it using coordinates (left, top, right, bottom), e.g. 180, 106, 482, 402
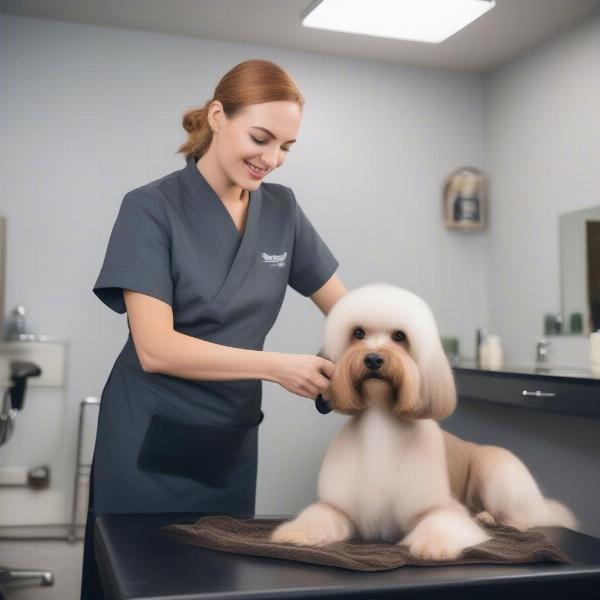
95, 512, 600, 600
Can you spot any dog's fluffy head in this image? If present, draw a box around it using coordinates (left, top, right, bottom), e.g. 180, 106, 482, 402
321, 283, 456, 421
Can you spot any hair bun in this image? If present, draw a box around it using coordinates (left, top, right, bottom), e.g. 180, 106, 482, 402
182, 105, 209, 133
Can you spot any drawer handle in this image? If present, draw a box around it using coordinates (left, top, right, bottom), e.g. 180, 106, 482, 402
522, 390, 556, 398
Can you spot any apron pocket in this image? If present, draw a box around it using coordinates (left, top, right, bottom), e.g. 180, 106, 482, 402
137, 410, 264, 489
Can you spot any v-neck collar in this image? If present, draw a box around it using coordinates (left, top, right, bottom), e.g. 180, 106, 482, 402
179, 156, 263, 311
180, 156, 261, 240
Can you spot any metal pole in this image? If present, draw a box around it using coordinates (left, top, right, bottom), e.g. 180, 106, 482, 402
67, 396, 99, 543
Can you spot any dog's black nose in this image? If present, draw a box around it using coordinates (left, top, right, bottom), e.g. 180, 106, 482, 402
364, 353, 384, 370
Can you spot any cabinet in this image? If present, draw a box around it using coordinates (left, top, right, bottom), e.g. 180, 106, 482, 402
453, 364, 600, 419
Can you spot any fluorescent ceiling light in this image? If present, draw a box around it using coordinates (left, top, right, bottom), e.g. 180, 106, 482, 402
301, 0, 496, 44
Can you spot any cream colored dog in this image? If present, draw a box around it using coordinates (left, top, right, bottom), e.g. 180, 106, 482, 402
271, 283, 577, 560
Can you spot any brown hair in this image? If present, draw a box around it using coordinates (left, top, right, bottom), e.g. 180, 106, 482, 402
178, 59, 304, 161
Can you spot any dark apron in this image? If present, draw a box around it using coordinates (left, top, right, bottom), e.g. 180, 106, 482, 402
80, 344, 266, 599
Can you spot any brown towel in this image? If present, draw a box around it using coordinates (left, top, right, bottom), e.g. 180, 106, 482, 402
164, 516, 571, 571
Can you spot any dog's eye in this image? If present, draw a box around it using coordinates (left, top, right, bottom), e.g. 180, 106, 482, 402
392, 330, 406, 342
353, 328, 365, 339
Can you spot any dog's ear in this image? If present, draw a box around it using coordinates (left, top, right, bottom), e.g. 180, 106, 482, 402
323, 350, 364, 416
417, 343, 457, 420
319, 344, 365, 415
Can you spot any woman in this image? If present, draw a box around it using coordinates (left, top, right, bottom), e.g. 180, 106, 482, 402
80, 58, 347, 599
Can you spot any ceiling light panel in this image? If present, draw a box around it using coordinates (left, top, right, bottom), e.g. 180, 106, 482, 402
301, 0, 496, 44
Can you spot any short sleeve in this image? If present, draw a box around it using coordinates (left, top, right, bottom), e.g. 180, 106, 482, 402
93, 191, 173, 314
288, 187, 339, 297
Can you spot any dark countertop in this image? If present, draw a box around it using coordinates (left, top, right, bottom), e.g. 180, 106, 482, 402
95, 512, 600, 600
453, 360, 600, 383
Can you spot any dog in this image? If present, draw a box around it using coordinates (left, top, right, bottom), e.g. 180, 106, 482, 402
271, 283, 577, 560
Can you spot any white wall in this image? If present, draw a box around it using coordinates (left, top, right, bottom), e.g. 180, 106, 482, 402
484, 12, 600, 366
0, 14, 488, 524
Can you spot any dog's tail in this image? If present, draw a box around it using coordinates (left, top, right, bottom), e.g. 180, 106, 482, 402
540, 498, 578, 530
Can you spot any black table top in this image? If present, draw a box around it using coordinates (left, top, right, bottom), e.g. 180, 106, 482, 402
95, 513, 600, 600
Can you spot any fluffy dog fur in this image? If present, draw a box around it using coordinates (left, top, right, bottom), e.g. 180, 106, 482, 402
271, 283, 577, 560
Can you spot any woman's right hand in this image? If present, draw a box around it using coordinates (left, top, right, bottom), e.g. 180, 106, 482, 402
273, 354, 336, 400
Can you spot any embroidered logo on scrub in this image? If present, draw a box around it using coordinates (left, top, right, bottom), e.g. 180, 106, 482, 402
260, 251, 287, 267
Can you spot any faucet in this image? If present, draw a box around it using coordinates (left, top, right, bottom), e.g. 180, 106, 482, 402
536, 338, 551, 370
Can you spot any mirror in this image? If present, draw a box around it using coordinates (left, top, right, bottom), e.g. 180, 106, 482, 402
559, 205, 600, 336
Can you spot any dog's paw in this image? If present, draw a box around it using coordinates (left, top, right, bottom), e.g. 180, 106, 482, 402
270, 526, 313, 546
400, 510, 491, 561
270, 522, 329, 547
475, 510, 497, 527
401, 535, 464, 561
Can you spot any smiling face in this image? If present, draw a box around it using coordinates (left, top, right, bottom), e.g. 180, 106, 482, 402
209, 100, 302, 190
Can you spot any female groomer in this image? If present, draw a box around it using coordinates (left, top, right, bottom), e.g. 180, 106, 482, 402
80, 58, 348, 598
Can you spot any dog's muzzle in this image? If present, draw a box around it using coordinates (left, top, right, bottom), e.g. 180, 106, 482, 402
363, 353, 384, 379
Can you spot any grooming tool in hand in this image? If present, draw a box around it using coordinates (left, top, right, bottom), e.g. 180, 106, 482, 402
315, 393, 331, 414
314, 347, 333, 414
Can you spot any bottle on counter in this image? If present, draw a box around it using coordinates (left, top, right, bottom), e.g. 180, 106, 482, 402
5, 305, 30, 341
570, 312, 583, 334
479, 334, 503, 370
544, 314, 557, 336
554, 313, 563, 335
441, 336, 460, 366
475, 328, 486, 367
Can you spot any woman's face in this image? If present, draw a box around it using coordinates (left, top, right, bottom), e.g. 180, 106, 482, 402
210, 100, 302, 190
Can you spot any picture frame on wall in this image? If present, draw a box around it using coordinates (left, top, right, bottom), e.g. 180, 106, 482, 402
443, 166, 488, 230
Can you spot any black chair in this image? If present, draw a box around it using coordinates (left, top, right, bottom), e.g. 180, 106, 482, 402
0, 361, 54, 590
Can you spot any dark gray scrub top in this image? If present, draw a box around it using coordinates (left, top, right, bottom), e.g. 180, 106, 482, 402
91, 157, 339, 516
